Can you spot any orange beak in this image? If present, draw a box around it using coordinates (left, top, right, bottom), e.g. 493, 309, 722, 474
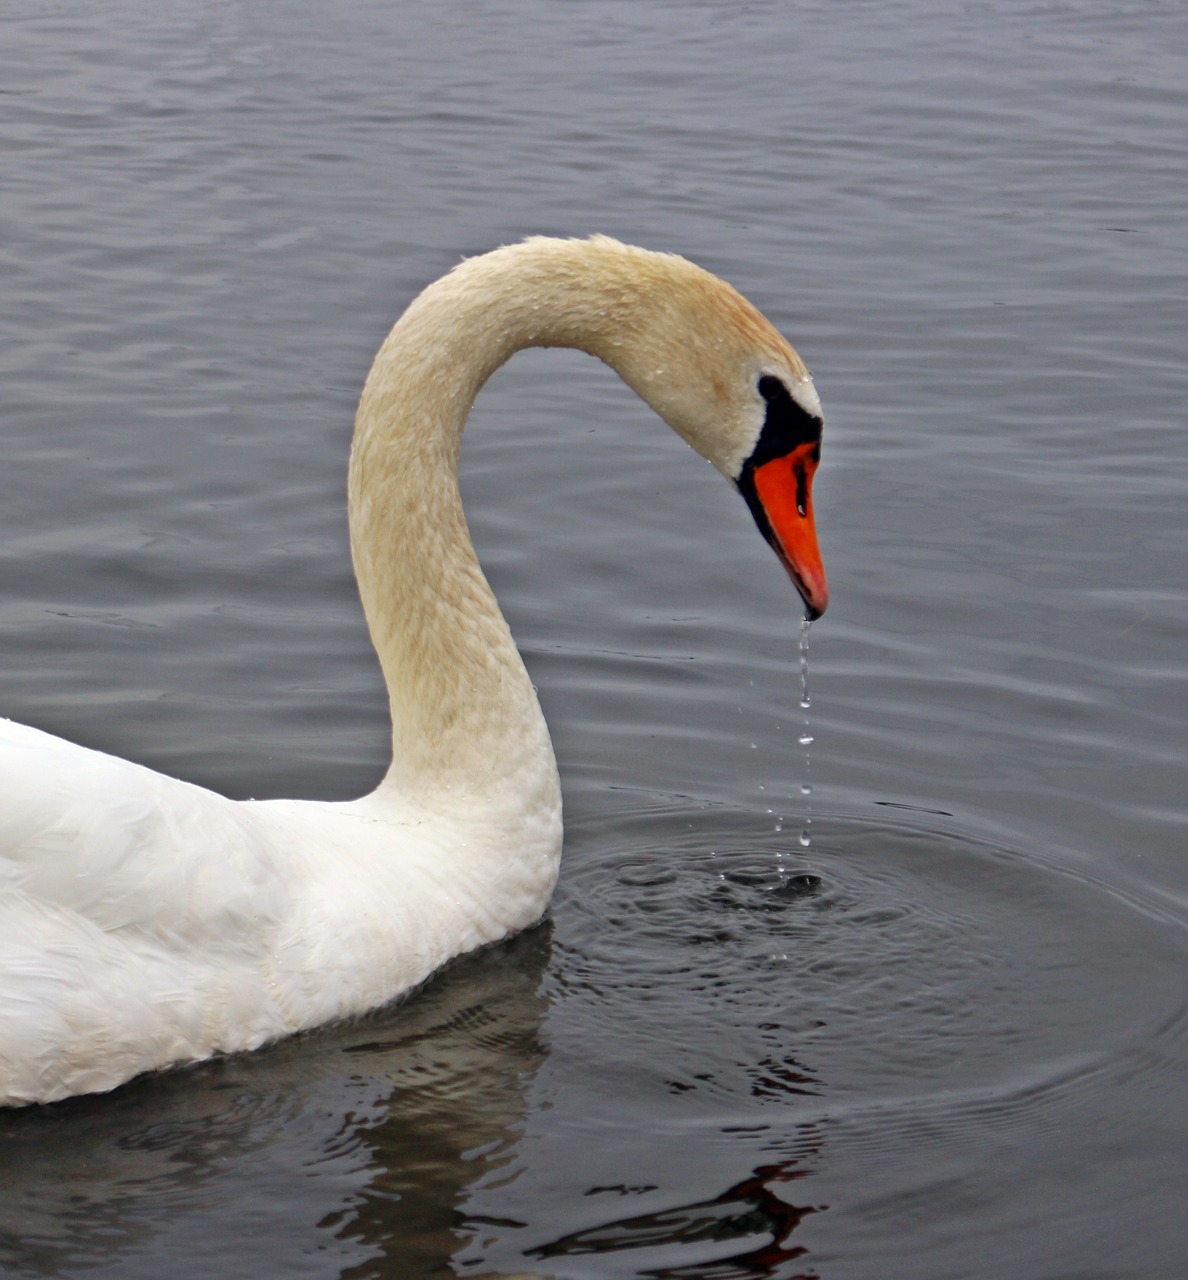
749, 441, 828, 619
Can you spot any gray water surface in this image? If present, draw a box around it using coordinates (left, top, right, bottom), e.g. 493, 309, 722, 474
2, 3, 1187, 1277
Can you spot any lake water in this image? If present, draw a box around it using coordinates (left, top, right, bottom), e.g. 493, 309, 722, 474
2, 3, 1186, 1276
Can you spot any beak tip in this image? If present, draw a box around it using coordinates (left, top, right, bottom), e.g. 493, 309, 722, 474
799, 583, 828, 622
784, 558, 827, 621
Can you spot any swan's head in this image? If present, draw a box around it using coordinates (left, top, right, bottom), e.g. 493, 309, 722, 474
731, 370, 828, 621
591, 240, 829, 620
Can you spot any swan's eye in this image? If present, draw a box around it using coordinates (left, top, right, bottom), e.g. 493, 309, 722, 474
750, 376, 822, 469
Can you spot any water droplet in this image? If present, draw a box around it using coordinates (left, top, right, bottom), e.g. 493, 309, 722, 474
799, 827, 812, 848
798, 732, 814, 746
801, 783, 812, 797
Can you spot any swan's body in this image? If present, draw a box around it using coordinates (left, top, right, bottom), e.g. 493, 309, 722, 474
0, 236, 826, 1106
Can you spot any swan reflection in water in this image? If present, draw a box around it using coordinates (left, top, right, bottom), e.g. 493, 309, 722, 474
0, 929, 554, 1276
0, 918, 827, 1278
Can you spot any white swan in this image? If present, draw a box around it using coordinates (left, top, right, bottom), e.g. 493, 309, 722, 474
0, 236, 827, 1107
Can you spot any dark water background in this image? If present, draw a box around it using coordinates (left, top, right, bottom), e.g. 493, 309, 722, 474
2, 3, 1186, 1277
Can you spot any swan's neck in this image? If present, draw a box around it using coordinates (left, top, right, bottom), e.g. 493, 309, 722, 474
349, 239, 652, 801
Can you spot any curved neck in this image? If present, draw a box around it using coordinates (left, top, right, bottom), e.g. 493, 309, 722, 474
348, 239, 652, 799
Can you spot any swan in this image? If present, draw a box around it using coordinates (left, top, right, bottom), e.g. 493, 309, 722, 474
0, 236, 827, 1107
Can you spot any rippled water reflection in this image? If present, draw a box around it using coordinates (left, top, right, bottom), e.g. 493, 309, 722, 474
3, 1, 1187, 1276
470, 807, 1187, 1275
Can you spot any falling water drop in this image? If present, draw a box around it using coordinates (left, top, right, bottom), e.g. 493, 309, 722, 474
798, 616, 814, 850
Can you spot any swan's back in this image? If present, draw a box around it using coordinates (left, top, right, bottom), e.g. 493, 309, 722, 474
0, 717, 559, 1104
0, 719, 293, 1102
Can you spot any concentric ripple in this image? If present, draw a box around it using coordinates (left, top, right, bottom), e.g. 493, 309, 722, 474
549, 802, 1188, 1115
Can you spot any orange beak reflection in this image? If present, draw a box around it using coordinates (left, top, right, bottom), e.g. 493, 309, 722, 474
750, 442, 828, 619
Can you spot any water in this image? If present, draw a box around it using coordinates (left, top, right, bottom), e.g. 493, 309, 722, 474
798, 619, 813, 849
2, 2, 1187, 1276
